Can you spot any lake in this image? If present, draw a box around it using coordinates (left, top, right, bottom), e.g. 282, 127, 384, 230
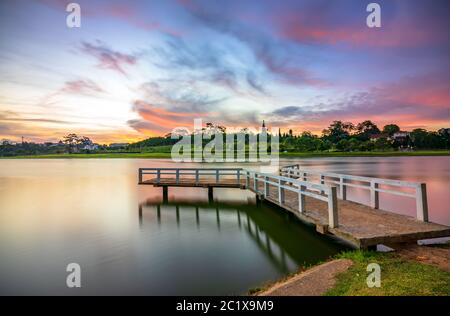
0, 156, 449, 295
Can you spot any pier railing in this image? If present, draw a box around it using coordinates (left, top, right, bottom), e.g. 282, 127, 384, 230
139, 167, 340, 228
280, 164, 428, 222
244, 170, 339, 228
139, 167, 244, 185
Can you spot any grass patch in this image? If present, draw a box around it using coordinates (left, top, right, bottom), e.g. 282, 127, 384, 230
325, 250, 450, 296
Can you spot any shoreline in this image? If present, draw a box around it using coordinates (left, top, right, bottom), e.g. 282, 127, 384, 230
1, 150, 450, 159
252, 244, 450, 296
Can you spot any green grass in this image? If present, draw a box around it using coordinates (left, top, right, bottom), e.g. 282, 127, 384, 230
325, 250, 450, 296
2, 150, 450, 159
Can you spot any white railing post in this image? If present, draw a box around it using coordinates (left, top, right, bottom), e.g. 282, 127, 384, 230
264, 176, 269, 196
246, 171, 250, 188
156, 169, 161, 184
328, 186, 338, 228
298, 184, 306, 213
340, 177, 347, 200
370, 180, 379, 209
320, 174, 325, 194
175, 169, 179, 184
416, 183, 429, 222
278, 179, 285, 204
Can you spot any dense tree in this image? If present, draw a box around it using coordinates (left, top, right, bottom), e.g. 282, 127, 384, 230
322, 121, 354, 143
382, 124, 400, 137
409, 129, 429, 148
355, 120, 380, 141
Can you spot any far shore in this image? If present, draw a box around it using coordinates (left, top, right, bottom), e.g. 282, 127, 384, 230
1, 150, 450, 159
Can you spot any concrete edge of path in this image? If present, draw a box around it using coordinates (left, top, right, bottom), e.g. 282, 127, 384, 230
258, 259, 353, 296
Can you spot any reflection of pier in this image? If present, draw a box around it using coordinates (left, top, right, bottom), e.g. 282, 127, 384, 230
138, 167, 450, 249
139, 199, 343, 270
139, 201, 297, 271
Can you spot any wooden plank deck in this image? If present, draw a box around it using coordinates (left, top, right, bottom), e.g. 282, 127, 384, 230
140, 177, 450, 249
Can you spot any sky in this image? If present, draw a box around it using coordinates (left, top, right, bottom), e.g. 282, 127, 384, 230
0, 0, 449, 144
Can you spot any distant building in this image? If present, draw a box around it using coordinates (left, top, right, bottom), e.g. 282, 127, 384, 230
109, 143, 129, 149
1, 139, 13, 145
438, 128, 450, 136
82, 144, 99, 151
390, 131, 410, 140
44, 142, 63, 147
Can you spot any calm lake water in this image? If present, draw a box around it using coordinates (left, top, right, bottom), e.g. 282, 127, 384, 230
0, 156, 449, 295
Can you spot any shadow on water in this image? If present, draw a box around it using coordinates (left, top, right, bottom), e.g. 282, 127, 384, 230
139, 196, 349, 289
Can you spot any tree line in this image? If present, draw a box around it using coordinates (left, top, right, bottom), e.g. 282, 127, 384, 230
278, 120, 450, 152
1, 120, 449, 156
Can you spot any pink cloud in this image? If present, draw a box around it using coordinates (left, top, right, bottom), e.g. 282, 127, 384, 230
81, 41, 137, 75
61, 79, 104, 94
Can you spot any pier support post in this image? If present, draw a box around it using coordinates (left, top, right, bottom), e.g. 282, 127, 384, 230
208, 187, 214, 202
162, 186, 168, 203
416, 183, 429, 222
298, 185, 306, 213
256, 194, 261, 205
370, 181, 379, 209
328, 186, 338, 228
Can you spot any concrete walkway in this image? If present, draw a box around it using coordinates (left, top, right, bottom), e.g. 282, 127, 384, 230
259, 259, 353, 296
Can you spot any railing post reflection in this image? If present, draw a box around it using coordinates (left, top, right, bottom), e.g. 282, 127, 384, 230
196, 206, 200, 228
216, 206, 220, 231
237, 209, 241, 229
138, 201, 296, 274
157, 205, 161, 225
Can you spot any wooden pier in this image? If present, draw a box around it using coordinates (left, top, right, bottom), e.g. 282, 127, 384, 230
138, 166, 450, 249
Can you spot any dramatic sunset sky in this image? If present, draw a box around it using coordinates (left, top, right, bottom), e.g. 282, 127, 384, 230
0, 0, 449, 143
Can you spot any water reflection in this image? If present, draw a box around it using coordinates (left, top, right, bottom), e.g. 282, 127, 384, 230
0, 157, 447, 295
139, 198, 348, 277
